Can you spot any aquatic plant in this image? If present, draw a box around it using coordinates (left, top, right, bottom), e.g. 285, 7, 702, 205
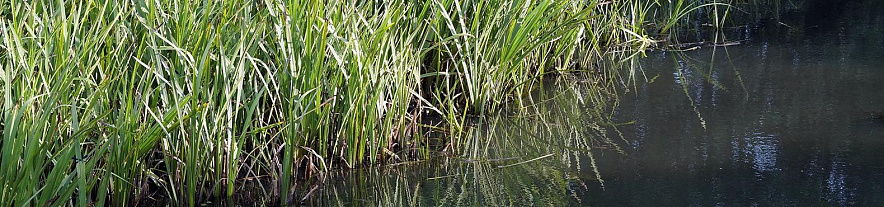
0, 0, 737, 205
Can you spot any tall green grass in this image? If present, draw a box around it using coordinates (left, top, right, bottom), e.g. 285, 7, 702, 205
0, 0, 736, 205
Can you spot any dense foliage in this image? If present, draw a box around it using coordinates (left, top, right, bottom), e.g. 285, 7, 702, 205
0, 0, 731, 205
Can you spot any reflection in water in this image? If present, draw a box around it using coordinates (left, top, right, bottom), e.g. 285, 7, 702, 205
592, 0, 884, 205
298, 0, 884, 206
301, 79, 617, 206
745, 131, 778, 173
826, 155, 853, 206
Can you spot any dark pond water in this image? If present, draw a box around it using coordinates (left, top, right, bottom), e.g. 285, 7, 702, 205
588, 1, 884, 206
300, 1, 884, 206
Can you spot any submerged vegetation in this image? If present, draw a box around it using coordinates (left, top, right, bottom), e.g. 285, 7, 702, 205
0, 0, 736, 205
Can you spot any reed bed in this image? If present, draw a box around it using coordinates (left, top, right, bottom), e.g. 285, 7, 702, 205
0, 0, 732, 205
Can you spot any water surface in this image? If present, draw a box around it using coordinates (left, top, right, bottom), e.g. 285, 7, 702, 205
589, 1, 884, 205
302, 1, 884, 206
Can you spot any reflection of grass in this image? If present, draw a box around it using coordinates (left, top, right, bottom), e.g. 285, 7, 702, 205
0, 0, 735, 205
309, 77, 624, 206
312, 157, 576, 206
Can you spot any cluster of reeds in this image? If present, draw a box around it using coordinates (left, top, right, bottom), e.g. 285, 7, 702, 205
0, 0, 732, 205
304, 77, 624, 206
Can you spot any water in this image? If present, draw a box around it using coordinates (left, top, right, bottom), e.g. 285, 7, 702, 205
300, 1, 884, 206
588, 1, 884, 204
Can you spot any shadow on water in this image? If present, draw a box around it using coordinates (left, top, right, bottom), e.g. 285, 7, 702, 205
295, 0, 884, 206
